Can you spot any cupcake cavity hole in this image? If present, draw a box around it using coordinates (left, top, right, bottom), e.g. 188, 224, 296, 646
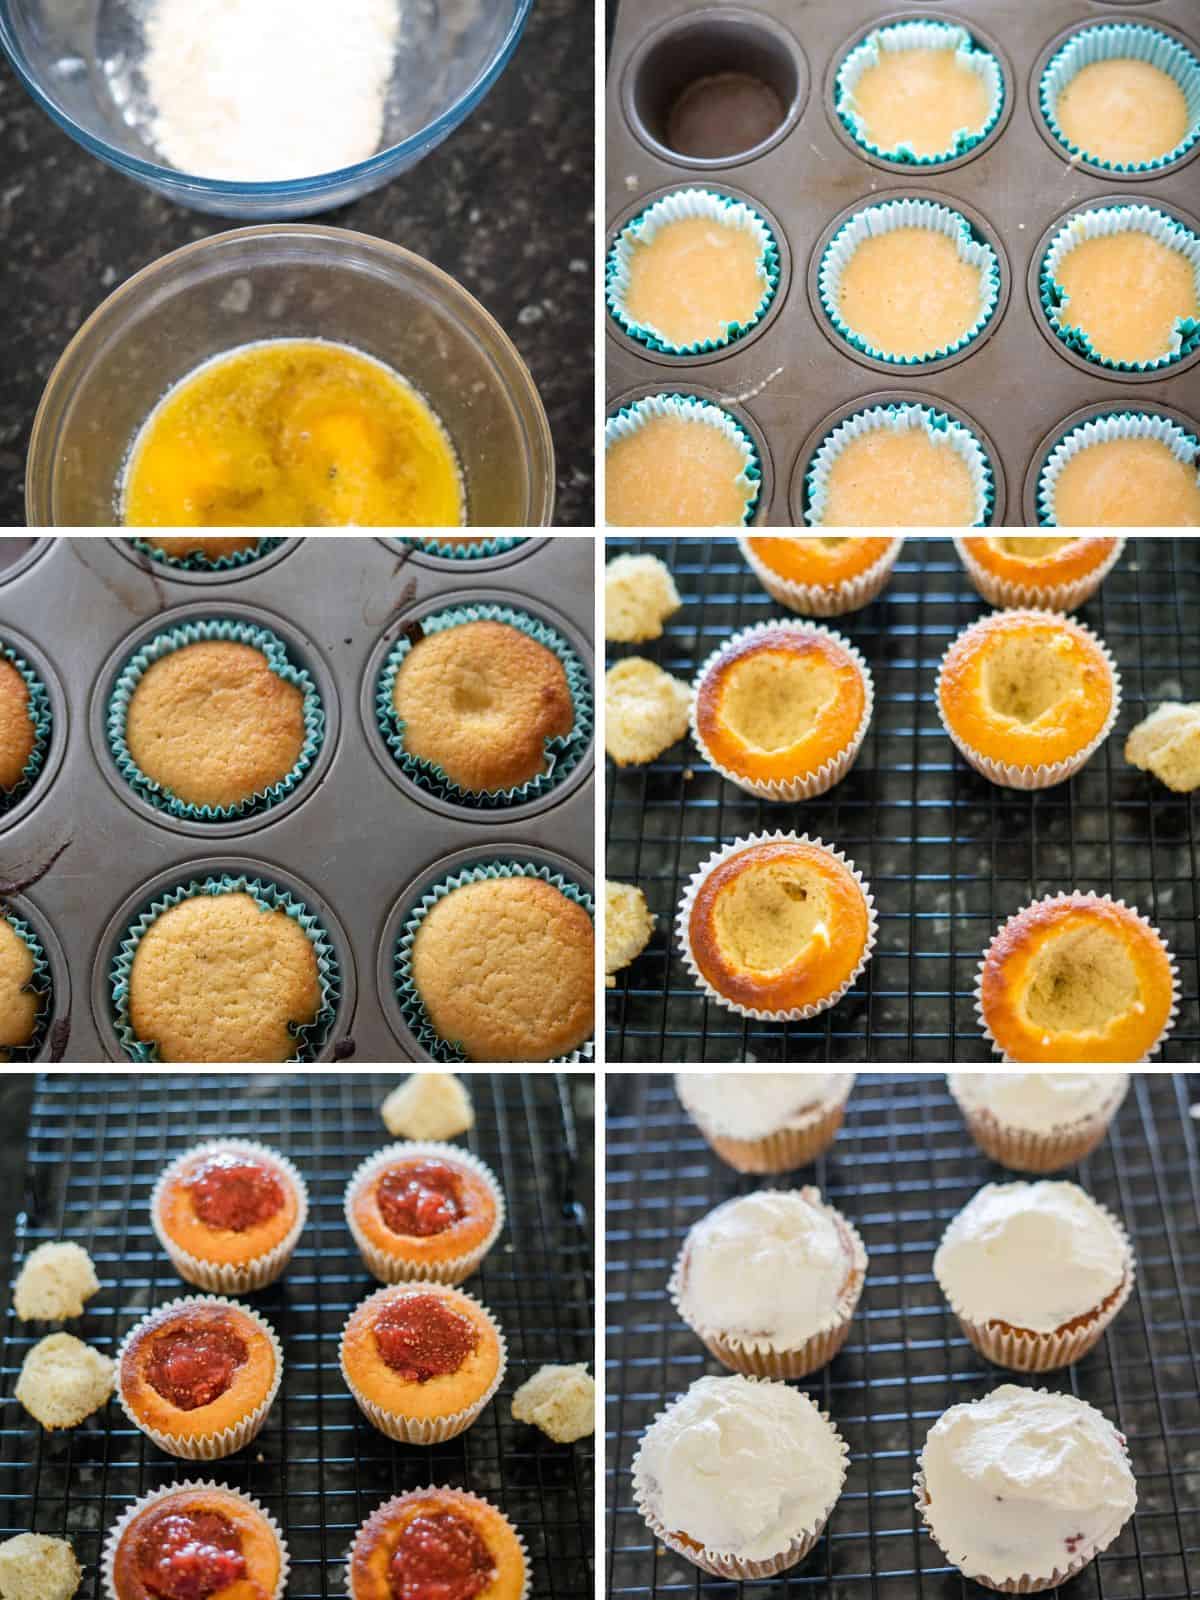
982, 637, 1081, 725
714, 861, 829, 973
721, 655, 837, 752
994, 536, 1074, 560
667, 73, 785, 160
1024, 927, 1139, 1033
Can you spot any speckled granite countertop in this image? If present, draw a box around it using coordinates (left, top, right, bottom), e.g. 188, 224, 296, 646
0, 0, 594, 528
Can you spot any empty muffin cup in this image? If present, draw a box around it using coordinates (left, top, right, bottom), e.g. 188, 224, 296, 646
0, 911, 51, 1064
606, 393, 762, 526
1037, 412, 1200, 526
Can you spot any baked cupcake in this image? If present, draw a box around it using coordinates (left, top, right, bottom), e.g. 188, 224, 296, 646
632, 1374, 848, 1579
339, 1282, 505, 1443
399, 536, 527, 559
0, 913, 46, 1062
676, 1071, 856, 1172
915, 1386, 1136, 1592
948, 1072, 1130, 1171
606, 395, 760, 526
0, 655, 37, 796
677, 833, 876, 1022
934, 1180, 1134, 1371
804, 402, 993, 526
954, 535, 1125, 611
738, 535, 903, 615
977, 895, 1176, 1063
344, 1141, 504, 1284
103, 1481, 288, 1600
670, 1188, 867, 1377
937, 609, 1118, 788
1038, 414, 1200, 527
691, 621, 872, 802
151, 1140, 308, 1293
346, 1488, 527, 1600
117, 1296, 282, 1460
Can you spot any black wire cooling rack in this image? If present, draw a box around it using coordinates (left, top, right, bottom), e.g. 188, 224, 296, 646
606, 1071, 1200, 1600
0, 1072, 594, 1600
605, 536, 1200, 1064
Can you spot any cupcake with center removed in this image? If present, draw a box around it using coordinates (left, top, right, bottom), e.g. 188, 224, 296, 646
954, 534, 1125, 611
670, 1188, 867, 1378
737, 535, 904, 615
676, 1071, 856, 1172
948, 1072, 1129, 1171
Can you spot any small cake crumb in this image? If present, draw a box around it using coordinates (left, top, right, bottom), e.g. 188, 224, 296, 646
0, 1534, 82, 1600
606, 882, 655, 988
606, 658, 691, 767
14, 1334, 115, 1431
512, 1363, 595, 1442
381, 1073, 475, 1140
1124, 702, 1200, 793
13, 1243, 101, 1323
606, 555, 682, 642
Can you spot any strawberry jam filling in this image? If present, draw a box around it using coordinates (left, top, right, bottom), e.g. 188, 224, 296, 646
373, 1294, 479, 1382
377, 1160, 466, 1237
388, 1511, 496, 1600
135, 1507, 247, 1600
145, 1320, 249, 1411
187, 1152, 286, 1232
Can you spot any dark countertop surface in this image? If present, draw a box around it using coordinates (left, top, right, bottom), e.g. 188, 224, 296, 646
0, 0, 594, 528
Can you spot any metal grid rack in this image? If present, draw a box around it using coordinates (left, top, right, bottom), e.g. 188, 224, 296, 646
605, 536, 1200, 1063
0, 1072, 594, 1599
606, 1071, 1200, 1600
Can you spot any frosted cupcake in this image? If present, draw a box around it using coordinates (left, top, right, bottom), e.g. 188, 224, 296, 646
933, 1180, 1134, 1370
670, 1188, 867, 1378
948, 1072, 1129, 1171
675, 1072, 855, 1172
632, 1374, 848, 1579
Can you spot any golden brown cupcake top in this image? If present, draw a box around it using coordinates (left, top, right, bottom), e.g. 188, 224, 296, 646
0, 657, 36, 793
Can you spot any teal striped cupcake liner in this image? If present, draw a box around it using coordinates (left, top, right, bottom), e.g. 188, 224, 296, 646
835, 21, 1004, 166
819, 198, 1001, 365
399, 537, 527, 559
1, 911, 51, 1063
1038, 411, 1200, 525
376, 602, 593, 808
1040, 205, 1200, 372
106, 619, 325, 822
806, 403, 995, 527
1040, 23, 1200, 174
130, 537, 284, 571
110, 873, 340, 1064
0, 641, 51, 812
606, 189, 781, 355
605, 394, 761, 526
395, 861, 595, 1064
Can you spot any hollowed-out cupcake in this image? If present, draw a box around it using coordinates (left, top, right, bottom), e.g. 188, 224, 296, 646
1040, 205, 1200, 372
103, 1481, 289, 1600
690, 619, 873, 801
937, 609, 1119, 788
606, 394, 761, 526
954, 535, 1125, 610
676, 1072, 857, 1172
607, 189, 780, 355
819, 198, 1001, 364
835, 20, 1004, 166
376, 603, 592, 807
1037, 412, 1200, 527
1040, 22, 1200, 174
805, 402, 994, 526
129, 535, 285, 571
737, 536, 904, 615
0, 911, 51, 1063
948, 1072, 1130, 1172
977, 894, 1177, 1063
107, 619, 324, 822
670, 1188, 868, 1377
0, 642, 50, 814
398, 536, 527, 559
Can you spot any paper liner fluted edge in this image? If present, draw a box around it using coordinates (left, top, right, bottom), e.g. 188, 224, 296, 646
150, 1139, 310, 1293
606, 395, 761, 527
343, 1140, 505, 1285
1037, 411, 1200, 526
129, 536, 284, 572
687, 1101, 850, 1174
344, 1488, 530, 1600
953, 536, 1127, 612
115, 1294, 283, 1460
948, 1071, 1129, 1171
102, 1478, 290, 1600
1, 909, 52, 1063
737, 535, 904, 616
401, 537, 527, 560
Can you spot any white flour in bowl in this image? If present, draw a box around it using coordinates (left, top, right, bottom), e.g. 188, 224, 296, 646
141, 0, 402, 181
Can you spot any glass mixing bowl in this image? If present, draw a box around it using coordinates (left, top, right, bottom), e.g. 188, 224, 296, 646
0, 0, 532, 217
26, 225, 555, 527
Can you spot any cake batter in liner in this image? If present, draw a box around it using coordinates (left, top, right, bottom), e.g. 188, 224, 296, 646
805, 402, 995, 526
605, 394, 761, 526
1036, 411, 1200, 526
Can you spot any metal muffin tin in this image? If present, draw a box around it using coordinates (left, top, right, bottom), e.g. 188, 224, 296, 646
0, 535, 595, 1063
607, 0, 1200, 525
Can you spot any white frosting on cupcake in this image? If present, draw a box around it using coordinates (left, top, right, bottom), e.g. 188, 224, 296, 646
675, 1072, 856, 1140
933, 1181, 1128, 1333
635, 1375, 846, 1561
948, 1072, 1128, 1133
920, 1385, 1136, 1583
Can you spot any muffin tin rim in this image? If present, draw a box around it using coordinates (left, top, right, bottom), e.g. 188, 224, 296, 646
1021, 397, 1200, 524
0, 542, 50, 587
107, 536, 301, 586
3, 888, 71, 1065
0, 622, 68, 839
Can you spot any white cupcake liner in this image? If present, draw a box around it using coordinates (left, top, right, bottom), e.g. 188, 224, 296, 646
607, 189, 781, 355
936, 609, 1121, 789
344, 1140, 505, 1286
818, 198, 1001, 364
948, 1072, 1129, 1173
345, 1487, 530, 1600
1038, 412, 1200, 527
115, 1294, 283, 1461
677, 1073, 856, 1172
737, 536, 905, 616
1040, 22, 1200, 174
689, 619, 874, 802
806, 403, 994, 527
669, 1189, 869, 1378
953, 535, 1127, 611
338, 1282, 507, 1444
676, 830, 878, 1022
632, 1377, 849, 1579
975, 892, 1180, 1063
102, 1479, 290, 1600
1041, 205, 1200, 372
149, 1139, 309, 1294
605, 394, 761, 528
835, 21, 1004, 165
